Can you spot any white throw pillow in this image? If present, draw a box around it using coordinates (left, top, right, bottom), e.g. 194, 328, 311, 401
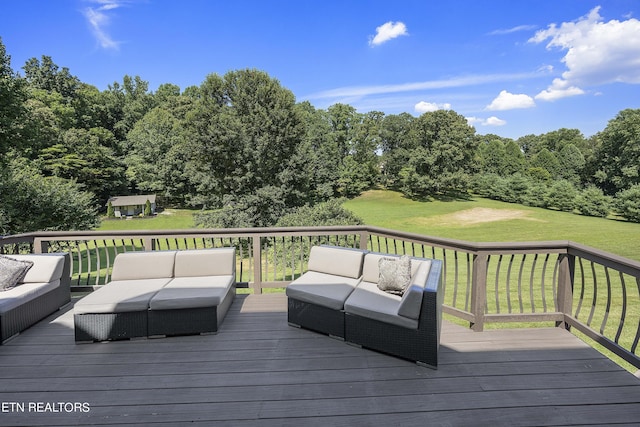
377, 255, 411, 295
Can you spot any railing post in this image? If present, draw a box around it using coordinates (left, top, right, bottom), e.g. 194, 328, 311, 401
359, 230, 369, 251
34, 238, 49, 254
252, 235, 263, 294
556, 252, 575, 330
470, 252, 488, 332
143, 237, 155, 251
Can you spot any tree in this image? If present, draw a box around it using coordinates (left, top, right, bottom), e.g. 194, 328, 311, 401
0, 157, 99, 234
400, 110, 478, 197
106, 201, 115, 218
557, 143, 585, 184
22, 56, 80, 100
593, 109, 640, 195
186, 69, 307, 226
275, 198, 363, 227
379, 113, 415, 188
530, 148, 561, 179
144, 199, 152, 216
0, 37, 27, 163
294, 102, 339, 201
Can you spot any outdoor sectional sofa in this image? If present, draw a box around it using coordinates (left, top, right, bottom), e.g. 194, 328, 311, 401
0, 253, 71, 344
286, 245, 443, 368
73, 248, 236, 342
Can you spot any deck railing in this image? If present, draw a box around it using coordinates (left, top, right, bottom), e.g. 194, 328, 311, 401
2, 225, 639, 369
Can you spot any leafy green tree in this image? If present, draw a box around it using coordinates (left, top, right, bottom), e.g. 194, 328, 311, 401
0, 38, 27, 163
400, 110, 478, 197
22, 55, 80, 101
186, 69, 307, 225
379, 113, 415, 188
39, 127, 126, 203
144, 199, 152, 216
557, 144, 585, 184
593, 109, 640, 195
478, 138, 507, 175
530, 148, 561, 179
0, 157, 98, 233
106, 201, 115, 218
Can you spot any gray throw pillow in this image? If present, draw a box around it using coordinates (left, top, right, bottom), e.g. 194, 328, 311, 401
377, 255, 411, 295
0, 255, 34, 291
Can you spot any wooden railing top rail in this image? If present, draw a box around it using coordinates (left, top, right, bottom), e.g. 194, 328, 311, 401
3, 226, 640, 270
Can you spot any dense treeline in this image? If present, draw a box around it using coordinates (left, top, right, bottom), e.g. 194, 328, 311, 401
1, 38, 640, 234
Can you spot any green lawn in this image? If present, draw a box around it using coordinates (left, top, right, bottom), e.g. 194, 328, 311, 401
344, 189, 640, 262
97, 209, 197, 231
96, 191, 640, 262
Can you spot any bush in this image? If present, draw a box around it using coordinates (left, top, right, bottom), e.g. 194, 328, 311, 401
575, 186, 612, 217
615, 185, 640, 222
545, 180, 578, 212
275, 198, 363, 227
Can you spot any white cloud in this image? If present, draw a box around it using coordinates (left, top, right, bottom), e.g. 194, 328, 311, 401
486, 90, 535, 111
534, 78, 585, 101
414, 101, 451, 113
484, 116, 507, 126
82, 0, 127, 50
488, 25, 538, 36
369, 21, 408, 46
465, 116, 506, 127
530, 6, 640, 99
305, 72, 538, 100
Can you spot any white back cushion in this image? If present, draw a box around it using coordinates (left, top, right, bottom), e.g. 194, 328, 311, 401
307, 246, 365, 279
110, 251, 176, 281
174, 248, 235, 277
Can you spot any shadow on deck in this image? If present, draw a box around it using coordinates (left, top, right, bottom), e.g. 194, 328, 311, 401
0, 293, 639, 426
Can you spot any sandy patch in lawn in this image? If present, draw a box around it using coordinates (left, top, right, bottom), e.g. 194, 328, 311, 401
413, 207, 540, 227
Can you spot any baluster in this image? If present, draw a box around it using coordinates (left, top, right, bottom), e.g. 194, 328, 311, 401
614, 272, 628, 344
600, 267, 612, 335
494, 254, 502, 313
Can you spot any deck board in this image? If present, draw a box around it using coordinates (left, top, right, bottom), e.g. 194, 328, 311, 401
0, 293, 639, 426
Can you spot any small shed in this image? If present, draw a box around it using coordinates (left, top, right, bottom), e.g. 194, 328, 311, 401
107, 195, 156, 217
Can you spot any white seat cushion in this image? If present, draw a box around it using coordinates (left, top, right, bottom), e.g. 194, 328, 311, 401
286, 271, 361, 310
344, 281, 418, 329
74, 279, 171, 314
0, 281, 59, 314
149, 276, 234, 310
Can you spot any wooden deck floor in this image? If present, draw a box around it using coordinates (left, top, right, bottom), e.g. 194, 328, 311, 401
0, 293, 639, 426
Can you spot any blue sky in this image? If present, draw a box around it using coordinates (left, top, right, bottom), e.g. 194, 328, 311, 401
2, 0, 640, 139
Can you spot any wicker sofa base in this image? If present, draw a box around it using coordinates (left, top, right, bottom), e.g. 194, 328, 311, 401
287, 298, 345, 339
74, 311, 148, 342
1, 285, 70, 344
345, 313, 438, 368
148, 286, 236, 337
1, 254, 71, 344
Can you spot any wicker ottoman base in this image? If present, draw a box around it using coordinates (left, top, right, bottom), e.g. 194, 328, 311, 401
74, 311, 148, 342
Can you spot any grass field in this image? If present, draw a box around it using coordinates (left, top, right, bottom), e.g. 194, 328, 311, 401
343, 189, 640, 262
97, 191, 640, 261
98, 209, 196, 231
